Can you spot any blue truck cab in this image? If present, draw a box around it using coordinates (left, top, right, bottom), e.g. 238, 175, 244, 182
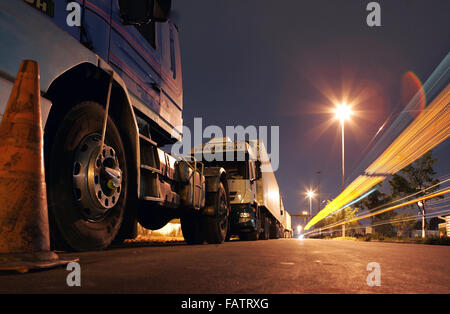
0, 0, 230, 251
1, 0, 182, 143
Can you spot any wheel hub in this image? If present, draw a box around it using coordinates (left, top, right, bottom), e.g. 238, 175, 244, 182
72, 134, 122, 221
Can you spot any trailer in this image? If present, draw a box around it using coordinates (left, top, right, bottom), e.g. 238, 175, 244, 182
282, 206, 293, 238
249, 139, 288, 239
193, 138, 290, 240
0, 0, 230, 250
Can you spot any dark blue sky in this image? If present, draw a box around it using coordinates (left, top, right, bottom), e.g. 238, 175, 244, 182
172, 0, 450, 219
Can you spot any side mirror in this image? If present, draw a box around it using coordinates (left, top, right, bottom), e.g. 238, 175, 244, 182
119, 0, 172, 25
151, 0, 172, 22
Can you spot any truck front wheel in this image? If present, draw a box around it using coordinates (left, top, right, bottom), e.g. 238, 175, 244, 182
203, 182, 229, 244
181, 181, 229, 245
47, 101, 127, 251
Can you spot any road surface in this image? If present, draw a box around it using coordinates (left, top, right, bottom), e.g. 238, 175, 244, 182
0, 238, 449, 293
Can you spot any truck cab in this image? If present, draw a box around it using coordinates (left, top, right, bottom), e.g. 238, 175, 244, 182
193, 138, 267, 240
0, 0, 231, 250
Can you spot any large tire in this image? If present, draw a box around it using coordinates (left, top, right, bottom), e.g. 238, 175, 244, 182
47, 101, 127, 251
270, 219, 279, 239
203, 182, 229, 244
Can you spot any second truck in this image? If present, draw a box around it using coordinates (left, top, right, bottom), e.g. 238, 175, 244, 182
193, 138, 292, 241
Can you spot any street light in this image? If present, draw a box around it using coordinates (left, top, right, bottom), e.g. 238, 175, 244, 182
306, 190, 315, 216
316, 171, 321, 214
297, 225, 302, 234
334, 103, 352, 191
334, 102, 353, 237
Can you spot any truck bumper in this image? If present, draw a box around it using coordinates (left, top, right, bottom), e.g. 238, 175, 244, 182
229, 204, 257, 234
0, 75, 52, 125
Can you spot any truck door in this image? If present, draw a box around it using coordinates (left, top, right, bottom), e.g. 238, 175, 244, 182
109, 0, 162, 123
79, 0, 112, 60
159, 21, 183, 139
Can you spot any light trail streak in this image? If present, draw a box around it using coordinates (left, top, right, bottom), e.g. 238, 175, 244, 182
306, 209, 450, 237
305, 84, 450, 230
307, 208, 450, 237
306, 188, 450, 233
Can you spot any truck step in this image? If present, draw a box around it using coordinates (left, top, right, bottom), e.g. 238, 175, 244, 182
142, 196, 164, 202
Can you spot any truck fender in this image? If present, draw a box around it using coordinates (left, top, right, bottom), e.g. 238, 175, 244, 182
204, 167, 228, 193
202, 167, 230, 216
45, 60, 140, 193
44, 60, 140, 239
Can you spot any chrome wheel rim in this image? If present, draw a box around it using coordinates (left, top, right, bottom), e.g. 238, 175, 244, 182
72, 134, 122, 221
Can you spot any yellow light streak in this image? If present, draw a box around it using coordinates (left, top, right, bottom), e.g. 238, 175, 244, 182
305, 84, 450, 230
311, 188, 450, 232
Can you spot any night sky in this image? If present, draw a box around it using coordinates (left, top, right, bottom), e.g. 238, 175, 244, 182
171, 0, 450, 219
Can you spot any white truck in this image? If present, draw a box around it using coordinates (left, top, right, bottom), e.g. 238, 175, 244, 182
193, 138, 290, 240
281, 203, 293, 238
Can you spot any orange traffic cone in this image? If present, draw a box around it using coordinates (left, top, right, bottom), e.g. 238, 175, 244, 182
0, 60, 77, 273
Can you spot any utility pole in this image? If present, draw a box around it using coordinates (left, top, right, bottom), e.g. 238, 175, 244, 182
334, 103, 352, 237
341, 121, 345, 193
309, 196, 313, 217
341, 121, 346, 237
417, 187, 426, 238
418, 200, 426, 238
317, 171, 321, 214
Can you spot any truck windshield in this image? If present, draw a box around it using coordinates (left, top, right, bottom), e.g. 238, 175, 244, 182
207, 161, 249, 180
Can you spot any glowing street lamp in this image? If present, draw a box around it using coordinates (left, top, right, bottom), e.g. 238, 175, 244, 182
333, 103, 353, 191
334, 103, 352, 191
297, 225, 302, 234
334, 103, 352, 123
306, 190, 315, 216
334, 103, 353, 237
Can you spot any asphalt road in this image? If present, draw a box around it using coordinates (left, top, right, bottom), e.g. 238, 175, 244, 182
0, 238, 449, 294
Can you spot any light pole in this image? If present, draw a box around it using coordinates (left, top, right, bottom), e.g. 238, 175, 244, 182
334, 103, 352, 237
317, 171, 321, 213
341, 120, 345, 191
306, 190, 315, 217
418, 200, 426, 238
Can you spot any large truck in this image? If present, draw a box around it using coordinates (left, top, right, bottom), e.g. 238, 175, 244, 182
285, 211, 293, 238
281, 202, 292, 238
193, 138, 291, 240
0, 0, 231, 250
